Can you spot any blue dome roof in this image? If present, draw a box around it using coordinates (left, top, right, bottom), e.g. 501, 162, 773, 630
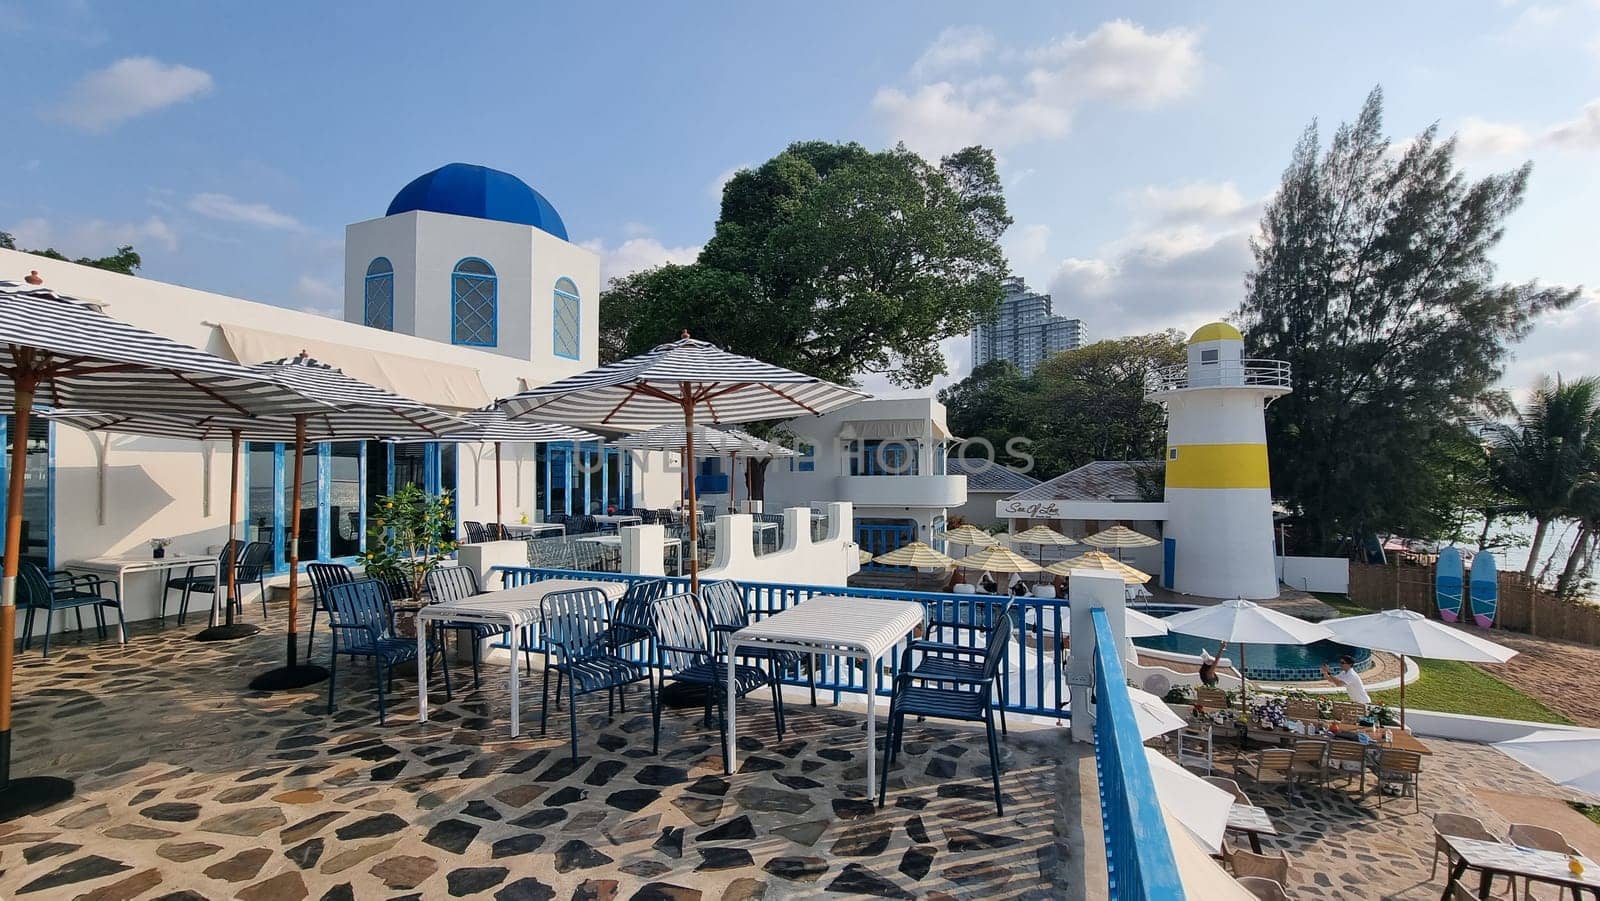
387, 163, 568, 240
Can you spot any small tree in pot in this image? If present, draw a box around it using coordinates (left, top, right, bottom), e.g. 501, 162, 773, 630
359, 485, 459, 603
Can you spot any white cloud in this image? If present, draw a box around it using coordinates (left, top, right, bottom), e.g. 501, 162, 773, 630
52, 57, 212, 132
1003, 223, 1051, 267
910, 26, 996, 78
857, 336, 972, 399
1453, 98, 1600, 160
8, 215, 178, 255
1501, 289, 1600, 404
706, 165, 750, 202
1544, 98, 1600, 149
1124, 181, 1248, 224
294, 274, 340, 306
1457, 117, 1535, 158
579, 235, 702, 284
874, 20, 1201, 157
187, 193, 301, 230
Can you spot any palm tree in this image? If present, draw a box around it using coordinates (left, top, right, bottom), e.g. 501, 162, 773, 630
1555, 477, 1600, 597
1488, 376, 1600, 581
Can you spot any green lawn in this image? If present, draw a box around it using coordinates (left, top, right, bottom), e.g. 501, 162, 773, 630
1311, 593, 1573, 725
1574, 803, 1600, 828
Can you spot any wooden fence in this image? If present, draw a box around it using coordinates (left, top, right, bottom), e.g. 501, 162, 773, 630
1348, 562, 1600, 647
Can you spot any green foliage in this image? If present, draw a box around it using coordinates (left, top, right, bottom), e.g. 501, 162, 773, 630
600, 140, 1011, 389
1237, 87, 1577, 553
0, 231, 142, 275
1366, 657, 1572, 724
357, 485, 459, 602
940, 332, 1185, 477
1488, 376, 1600, 580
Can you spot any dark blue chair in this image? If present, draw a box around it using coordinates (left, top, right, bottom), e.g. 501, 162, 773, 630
424, 566, 513, 688
539, 587, 653, 760
162, 542, 235, 625
879, 598, 1013, 814
915, 597, 1014, 736
648, 591, 784, 770
306, 561, 354, 657
19, 561, 125, 658
324, 578, 452, 724
700, 579, 815, 711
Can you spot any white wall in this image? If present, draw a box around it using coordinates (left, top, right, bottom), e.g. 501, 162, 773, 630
1276, 555, 1349, 594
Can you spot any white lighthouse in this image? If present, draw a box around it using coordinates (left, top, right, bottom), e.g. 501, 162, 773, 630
1147, 322, 1291, 599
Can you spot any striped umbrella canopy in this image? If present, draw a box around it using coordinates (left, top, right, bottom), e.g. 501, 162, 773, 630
943, 524, 998, 547
857, 548, 875, 566
1046, 550, 1153, 585
499, 335, 868, 588
1010, 525, 1077, 546
612, 423, 753, 454
872, 541, 956, 569
954, 545, 1042, 573
723, 428, 798, 459
0, 281, 330, 816
1083, 525, 1159, 549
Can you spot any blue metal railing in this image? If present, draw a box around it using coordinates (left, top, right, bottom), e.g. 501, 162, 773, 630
1092, 608, 1185, 899
490, 566, 1069, 718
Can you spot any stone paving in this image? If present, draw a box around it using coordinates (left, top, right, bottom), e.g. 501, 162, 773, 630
0, 614, 1065, 900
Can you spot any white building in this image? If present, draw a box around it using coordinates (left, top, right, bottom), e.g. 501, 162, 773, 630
995, 461, 1168, 574
0, 162, 684, 626
970, 276, 1087, 375
760, 397, 965, 559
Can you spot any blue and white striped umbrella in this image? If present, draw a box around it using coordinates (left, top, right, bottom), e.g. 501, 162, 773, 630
389, 406, 599, 445
612, 423, 758, 455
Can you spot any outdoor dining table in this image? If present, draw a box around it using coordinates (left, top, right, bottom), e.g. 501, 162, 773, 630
576, 534, 686, 573
504, 523, 566, 538
592, 514, 642, 528
726, 595, 925, 800
67, 552, 219, 638
1442, 835, 1600, 899
415, 578, 627, 737
1224, 801, 1279, 853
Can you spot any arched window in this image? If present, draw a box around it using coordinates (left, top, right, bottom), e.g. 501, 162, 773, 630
363, 257, 394, 330
451, 258, 497, 346
553, 277, 580, 360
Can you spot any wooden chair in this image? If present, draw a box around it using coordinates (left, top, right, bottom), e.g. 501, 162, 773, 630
1203, 775, 1252, 805
1368, 748, 1423, 811
1288, 739, 1329, 795
1228, 848, 1290, 884
1177, 724, 1215, 775
1325, 739, 1368, 792
1330, 700, 1368, 723
1236, 876, 1290, 901
1195, 686, 1229, 709
1283, 698, 1321, 721
1249, 748, 1294, 796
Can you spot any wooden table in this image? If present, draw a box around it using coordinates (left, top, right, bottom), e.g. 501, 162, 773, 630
1225, 802, 1279, 853
1442, 835, 1600, 899
415, 578, 627, 736
1197, 707, 1432, 755
726, 596, 925, 800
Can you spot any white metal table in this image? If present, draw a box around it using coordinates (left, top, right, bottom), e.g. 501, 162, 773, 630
576, 534, 685, 572
67, 553, 218, 637
504, 523, 566, 538
415, 578, 627, 736
592, 514, 642, 528
726, 596, 925, 800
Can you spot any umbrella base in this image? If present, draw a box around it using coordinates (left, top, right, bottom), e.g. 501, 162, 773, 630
249, 664, 329, 692
194, 623, 261, 642
0, 776, 75, 819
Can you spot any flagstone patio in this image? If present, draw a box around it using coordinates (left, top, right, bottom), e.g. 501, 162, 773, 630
0, 614, 1067, 899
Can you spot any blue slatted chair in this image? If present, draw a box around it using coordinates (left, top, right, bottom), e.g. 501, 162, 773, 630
424, 566, 512, 688
649, 591, 784, 770
462, 521, 488, 544
324, 578, 452, 724
606, 578, 670, 658
19, 561, 125, 657
700, 579, 815, 710
162, 542, 236, 625
305, 561, 354, 657
539, 587, 653, 761
913, 597, 1014, 735
235, 541, 273, 618
879, 599, 1013, 814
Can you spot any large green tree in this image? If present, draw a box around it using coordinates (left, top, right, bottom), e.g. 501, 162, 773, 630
1489, 376, 1600, 579
0, 231, 142, 275
600, 141, 1010, 388
1237, 87, 1577, 553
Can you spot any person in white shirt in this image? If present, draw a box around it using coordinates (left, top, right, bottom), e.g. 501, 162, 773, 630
1321, 655, 1371, 705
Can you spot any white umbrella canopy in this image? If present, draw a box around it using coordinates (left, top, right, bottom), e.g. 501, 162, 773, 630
1495, 730, 1600, 797
497, 335, 868, 589
1161, 599, 1332, 711
1145, 748, 1233, 855
1323, 608, 1517, 726
1129, 687, 1188, 740
0, 282, 335, 817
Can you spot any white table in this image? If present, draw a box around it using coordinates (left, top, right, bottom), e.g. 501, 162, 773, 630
592, 514, 642, 528
505, 523, 566, 537
415, 578, 627, 736
577, 534, 686, 572
727, 596, 925, 799
67, 553, 218, 636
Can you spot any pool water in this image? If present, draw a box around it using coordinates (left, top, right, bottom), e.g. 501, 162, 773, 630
1130, 604, 1373, 682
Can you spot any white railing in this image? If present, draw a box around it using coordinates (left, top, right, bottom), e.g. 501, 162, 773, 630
1149, 359, 1291, 392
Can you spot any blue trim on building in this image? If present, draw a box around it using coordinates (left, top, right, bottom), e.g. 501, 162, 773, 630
387, 163, 569, 240
363, 257, 394, 330
553, 276, 581, 360
450, 257, 498, 347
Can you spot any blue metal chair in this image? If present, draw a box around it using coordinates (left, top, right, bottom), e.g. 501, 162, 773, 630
879, 598, 1013, 815
606, 578, 670, 659
19, 561, 125, 658
915, 597, 1014, 736
700, 579, 815, 710
539, 587, 653, 761
648, 591, 783, 770
162, 542, 235, 625
424, 566, 512, 688
306, 561, 354, 657
324, 578, 452, 724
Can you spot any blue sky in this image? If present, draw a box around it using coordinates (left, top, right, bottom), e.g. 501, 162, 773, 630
4, 1, 1596, 398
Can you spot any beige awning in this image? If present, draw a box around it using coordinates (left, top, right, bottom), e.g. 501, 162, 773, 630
839, 418, 947, 441
218, 323, 490, 410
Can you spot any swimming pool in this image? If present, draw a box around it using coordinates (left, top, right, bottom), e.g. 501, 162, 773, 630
1130, 604, 1373, 682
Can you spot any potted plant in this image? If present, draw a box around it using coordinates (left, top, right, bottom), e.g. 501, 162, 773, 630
358, 485, 459, 606
148, 537, 172, 559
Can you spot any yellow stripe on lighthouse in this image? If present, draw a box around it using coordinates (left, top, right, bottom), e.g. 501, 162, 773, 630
1165, 443, 1270, 490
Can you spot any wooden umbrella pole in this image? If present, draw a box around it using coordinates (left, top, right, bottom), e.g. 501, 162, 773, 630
285, 414, 306, 667
1239, 644, 1248, 715
684, 396, 700, 593
494, 441, 503, 534
1399, 660, 1406, 728
0, 373, 35, 784
728, 451, 738, 509
225, 430, 241, 625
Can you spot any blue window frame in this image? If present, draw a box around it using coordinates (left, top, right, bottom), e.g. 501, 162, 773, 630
245, 441, 375, 573
451, 257, 497, 347
364, 257, 394, 330
553, 277, 580, 360
540, 440, 632, 517
790, 442, 815, 472
0, 416, 53, 570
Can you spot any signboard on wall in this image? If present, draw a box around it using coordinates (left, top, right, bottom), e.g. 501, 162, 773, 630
998, 500, 1061, 518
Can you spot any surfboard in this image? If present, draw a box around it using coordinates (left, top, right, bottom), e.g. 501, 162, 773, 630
1436, 546, 1464, 623
1470, 551, 1499, 629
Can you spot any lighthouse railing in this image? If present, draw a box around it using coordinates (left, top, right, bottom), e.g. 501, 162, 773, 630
1149, 358, 1291, 392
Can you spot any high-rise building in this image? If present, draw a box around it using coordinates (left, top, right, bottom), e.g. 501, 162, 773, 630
970, 276, 1087, 375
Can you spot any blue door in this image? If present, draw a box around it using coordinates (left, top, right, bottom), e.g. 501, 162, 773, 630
1163, 537, 1177, 589
856, 519, 916, 570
